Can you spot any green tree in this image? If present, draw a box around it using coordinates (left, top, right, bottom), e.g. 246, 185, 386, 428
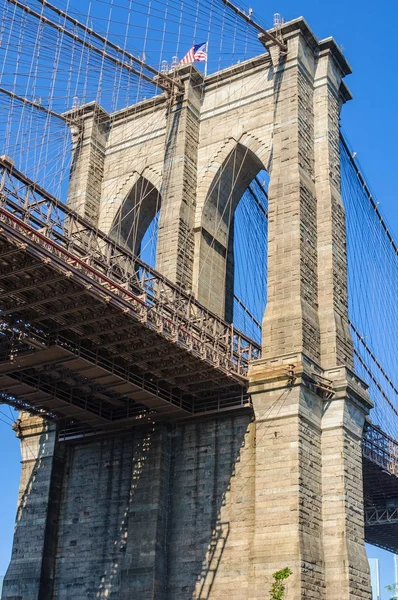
386, 583, 398, 600
270, 568, 292, 600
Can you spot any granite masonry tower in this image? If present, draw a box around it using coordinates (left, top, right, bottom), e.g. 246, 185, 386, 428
3, 17, 372, 600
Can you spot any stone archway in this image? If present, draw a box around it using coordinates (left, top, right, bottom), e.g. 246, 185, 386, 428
193, 141, 268, 321
109, 173, 161, 258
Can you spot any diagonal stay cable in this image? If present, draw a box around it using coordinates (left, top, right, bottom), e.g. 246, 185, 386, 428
350, 320, 398, 398
353, 348, 398, 419
341, 134, 398, 257
7, 0, 183, 92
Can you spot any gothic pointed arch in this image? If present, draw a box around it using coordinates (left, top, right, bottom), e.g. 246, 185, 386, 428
195, 132, 271, 221
194, 140, 268, 325
110, 173, 162, 260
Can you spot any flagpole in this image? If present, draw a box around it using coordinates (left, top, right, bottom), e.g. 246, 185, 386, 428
204, 41, 208, 77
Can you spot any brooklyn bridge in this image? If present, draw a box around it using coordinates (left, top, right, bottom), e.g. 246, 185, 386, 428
0, 0, 397, 598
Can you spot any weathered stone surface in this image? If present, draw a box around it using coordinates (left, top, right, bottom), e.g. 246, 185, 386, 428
3, 415, 65, 600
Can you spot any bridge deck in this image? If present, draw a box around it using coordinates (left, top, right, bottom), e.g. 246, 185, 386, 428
0, 158, 259, 432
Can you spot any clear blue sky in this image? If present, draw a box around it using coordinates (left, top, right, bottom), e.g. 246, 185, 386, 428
1, 0, 397, 596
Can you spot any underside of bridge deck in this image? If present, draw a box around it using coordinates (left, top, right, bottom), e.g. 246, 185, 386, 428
0, 159, 259, 436
363, 425, 398, 553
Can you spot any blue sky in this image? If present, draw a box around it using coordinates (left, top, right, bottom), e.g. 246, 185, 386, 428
0, 0, 397, 596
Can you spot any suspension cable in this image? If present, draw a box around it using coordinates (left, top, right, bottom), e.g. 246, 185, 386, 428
350, 320, 398, 397
219, 0, 286, 51
0, 86, 71, 122
341, 134, 398, 256
7, 0, 183, 92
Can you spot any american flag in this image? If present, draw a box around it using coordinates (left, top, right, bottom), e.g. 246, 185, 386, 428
179, 42, 208, 65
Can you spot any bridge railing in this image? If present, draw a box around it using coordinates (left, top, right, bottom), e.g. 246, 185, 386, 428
363, 422, 398, 476
0, 157, 261, 380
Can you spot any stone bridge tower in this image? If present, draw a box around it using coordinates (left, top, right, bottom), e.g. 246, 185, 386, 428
3, 17, 372, 600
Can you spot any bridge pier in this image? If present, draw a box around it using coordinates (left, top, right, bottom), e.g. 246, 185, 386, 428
248, 357, 325, 599
248, 357, 371, 600
3, 416, 64, 600
254, 19, 371, 599
3, 393, 372, 600
321, 366, 372, 600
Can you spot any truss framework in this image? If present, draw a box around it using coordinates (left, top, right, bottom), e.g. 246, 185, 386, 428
365, 506, 398, 526
363, 421, 398, 476
0, 158, 259, 432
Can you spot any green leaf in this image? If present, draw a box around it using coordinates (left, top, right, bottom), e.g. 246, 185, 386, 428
270, 568, 292, 600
